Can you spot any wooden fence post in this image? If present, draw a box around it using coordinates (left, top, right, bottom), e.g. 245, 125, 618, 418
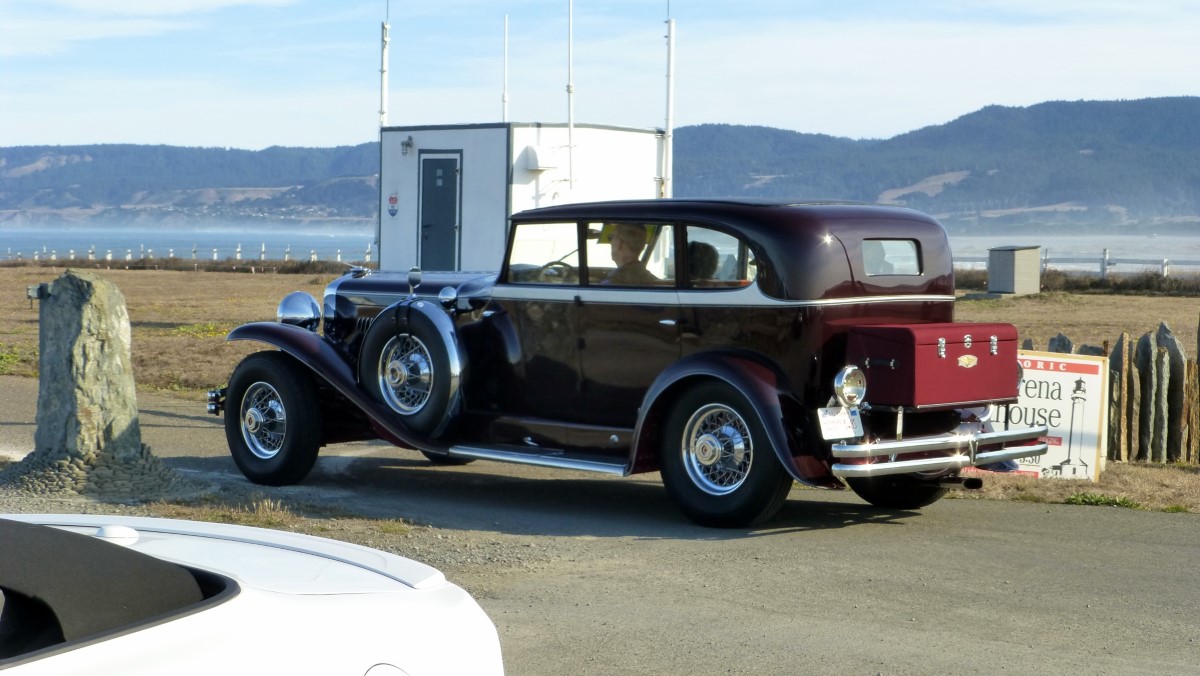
1117, 333, 1131, 461
1185, 359, 1198, 463
1130, 354, 1143, 462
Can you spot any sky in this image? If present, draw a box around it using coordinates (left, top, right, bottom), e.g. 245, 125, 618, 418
1, 0, 1196, 150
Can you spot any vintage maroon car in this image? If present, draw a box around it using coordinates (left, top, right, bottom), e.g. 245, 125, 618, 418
208, 199, 1047, 527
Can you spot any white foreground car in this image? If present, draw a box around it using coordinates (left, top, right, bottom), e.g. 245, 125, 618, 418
0, 514, 503, 675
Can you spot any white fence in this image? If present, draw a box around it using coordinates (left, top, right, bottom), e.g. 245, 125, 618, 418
5, 242, 374, 265
954, 248, 1200, 278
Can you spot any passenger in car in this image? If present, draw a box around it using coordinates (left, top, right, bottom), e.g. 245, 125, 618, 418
687, 241, 719, 286
601, 224, 659, 286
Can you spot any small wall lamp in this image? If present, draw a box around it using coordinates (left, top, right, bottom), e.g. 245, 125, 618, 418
400, 135, 414, 155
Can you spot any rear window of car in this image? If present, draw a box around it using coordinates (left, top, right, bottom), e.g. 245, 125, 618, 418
863, 239, 920, 276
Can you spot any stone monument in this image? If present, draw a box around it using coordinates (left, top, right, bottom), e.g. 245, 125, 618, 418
0, 270, 182, 499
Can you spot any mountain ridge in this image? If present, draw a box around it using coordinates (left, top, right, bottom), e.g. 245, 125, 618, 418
3, 97, 1198, 232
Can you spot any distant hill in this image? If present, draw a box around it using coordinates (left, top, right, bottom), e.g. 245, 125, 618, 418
0, 143, 379, 227
3, 97, 1199, 232
674, 97, 1200, 232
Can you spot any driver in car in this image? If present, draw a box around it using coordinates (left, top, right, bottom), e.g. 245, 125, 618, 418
602, 224, 658, 286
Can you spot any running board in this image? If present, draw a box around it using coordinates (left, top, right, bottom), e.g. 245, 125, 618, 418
448, 445, 629, 476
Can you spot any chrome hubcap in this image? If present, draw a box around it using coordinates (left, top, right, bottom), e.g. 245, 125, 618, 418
681, 404, 753, 496
378, 334, 433, 415
240, 382, 286, 460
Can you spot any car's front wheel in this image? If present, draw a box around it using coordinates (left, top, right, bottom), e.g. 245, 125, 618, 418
660, 382, 794, 527
846, 474, 948, 509
225, 351, 321, 486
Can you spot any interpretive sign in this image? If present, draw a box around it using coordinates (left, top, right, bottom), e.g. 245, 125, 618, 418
990, 351, 1109, 481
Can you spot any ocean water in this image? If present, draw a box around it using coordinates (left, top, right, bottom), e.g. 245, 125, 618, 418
0, 224, 375, 264
2, 224, 1198, 271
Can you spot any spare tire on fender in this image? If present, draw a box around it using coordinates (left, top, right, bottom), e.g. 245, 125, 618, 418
358, 303, 460, 437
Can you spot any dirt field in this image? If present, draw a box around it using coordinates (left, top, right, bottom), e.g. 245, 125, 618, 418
955, 291, 1198, 354
1, 265, 1195, 389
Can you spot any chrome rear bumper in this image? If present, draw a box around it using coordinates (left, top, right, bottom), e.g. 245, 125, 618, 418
830, 425, 1049, 478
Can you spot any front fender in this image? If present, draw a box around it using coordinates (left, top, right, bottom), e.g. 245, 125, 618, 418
632, 351, 840, 487
227, 322, 446, 453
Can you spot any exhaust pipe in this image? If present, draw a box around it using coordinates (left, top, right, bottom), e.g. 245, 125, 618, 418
938, 475, 983, 490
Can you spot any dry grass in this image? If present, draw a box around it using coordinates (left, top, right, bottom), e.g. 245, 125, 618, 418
951, 463, 1200, 513
0, 265, 338, 393
955, 291, 1198, 354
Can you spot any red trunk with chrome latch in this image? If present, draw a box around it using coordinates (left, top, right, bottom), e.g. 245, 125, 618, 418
846, 322, 1020, 408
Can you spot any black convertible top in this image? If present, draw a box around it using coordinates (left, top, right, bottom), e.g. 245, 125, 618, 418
0, 518, 205, 658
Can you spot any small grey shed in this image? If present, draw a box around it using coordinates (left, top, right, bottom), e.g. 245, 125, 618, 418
988, 245, 1041, 295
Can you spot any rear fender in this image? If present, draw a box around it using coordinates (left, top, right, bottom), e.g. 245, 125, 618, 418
632, 352, 839, 487
227, 322, 447, 453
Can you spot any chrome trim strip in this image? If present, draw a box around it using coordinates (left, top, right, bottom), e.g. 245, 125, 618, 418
831, 444, 1049, 478
490, 283, 954, 308
448, 445, 630, 476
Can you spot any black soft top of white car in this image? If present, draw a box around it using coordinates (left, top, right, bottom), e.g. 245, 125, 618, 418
0, 517, 218, 660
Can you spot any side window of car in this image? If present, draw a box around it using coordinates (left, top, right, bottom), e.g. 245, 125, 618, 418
863, 239, 921, 276
685, 227, 755, 288
505, 222, 581, 285
584, 222, 675, 287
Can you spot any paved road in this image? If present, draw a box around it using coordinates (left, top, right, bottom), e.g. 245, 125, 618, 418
2, 375, 1199, 674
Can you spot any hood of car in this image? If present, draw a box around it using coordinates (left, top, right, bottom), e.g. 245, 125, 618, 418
4, 514, 446, 594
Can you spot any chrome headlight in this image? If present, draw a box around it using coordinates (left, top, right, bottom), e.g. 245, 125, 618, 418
833, 365, 867, 408
277, 291, 321, 331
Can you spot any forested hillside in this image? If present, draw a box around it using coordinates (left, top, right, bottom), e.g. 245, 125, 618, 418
0, 143, 378, 224
3, 97, 1199, 232
675, 97, 1200, 232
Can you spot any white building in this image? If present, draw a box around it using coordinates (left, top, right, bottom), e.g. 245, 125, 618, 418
377, 122, 665, 272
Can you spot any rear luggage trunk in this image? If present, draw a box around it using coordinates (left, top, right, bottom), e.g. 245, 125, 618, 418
846, 322, 1020, 408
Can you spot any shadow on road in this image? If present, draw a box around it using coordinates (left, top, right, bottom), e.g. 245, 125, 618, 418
164, 453, 918, 540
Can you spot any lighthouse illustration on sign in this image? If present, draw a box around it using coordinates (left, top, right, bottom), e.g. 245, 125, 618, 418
1047, 377, 1089, 478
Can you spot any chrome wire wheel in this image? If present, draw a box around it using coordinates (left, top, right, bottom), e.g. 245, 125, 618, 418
377, 333, 434, 414
680, 403, 753, 496
239, 381, 287, 460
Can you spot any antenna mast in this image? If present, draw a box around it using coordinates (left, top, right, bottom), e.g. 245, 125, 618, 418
567, 0, 575, 186
503, 15, 510, 122
379, 3, 390, 127
662, 18, 675, 198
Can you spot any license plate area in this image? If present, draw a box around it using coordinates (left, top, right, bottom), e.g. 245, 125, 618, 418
818, 406, 864, 440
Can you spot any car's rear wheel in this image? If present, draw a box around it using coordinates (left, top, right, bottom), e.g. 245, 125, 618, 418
359, 308, 453, 436
225, 351, 321, 486
846, 474, 948, 509
660, 382, 794, 527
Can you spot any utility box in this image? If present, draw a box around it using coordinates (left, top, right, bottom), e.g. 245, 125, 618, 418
988, 245, 1041, 295
377, 122, 664, 272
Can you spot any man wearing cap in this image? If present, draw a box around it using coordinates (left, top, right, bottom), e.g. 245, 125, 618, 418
602, 223, 658, 286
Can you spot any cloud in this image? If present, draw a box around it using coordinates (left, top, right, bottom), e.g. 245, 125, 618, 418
33, 0, 294, 18
0, 0, 294, 56
2, 0, 1197, 147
